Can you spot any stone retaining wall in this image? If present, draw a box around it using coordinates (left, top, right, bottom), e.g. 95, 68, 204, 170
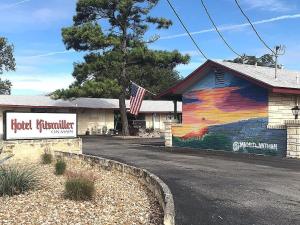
55, 151, 175, 225
1, 138, 82, 162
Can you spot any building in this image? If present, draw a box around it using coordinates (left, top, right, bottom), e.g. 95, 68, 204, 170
159, 60, 300, 158
0, 96, 182, 138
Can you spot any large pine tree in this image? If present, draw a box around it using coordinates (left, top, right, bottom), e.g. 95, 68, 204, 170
56, 0, 189, 135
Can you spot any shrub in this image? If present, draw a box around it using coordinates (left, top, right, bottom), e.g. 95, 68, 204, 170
0, 165, 39, 196
55, 159, 66, 175
41, 153, 52, 164
64, 171, 95, 201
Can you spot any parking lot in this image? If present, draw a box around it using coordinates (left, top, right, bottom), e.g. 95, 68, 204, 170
83, 136, 300, 225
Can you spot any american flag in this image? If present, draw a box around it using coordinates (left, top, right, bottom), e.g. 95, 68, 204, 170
130, 82, 146, 115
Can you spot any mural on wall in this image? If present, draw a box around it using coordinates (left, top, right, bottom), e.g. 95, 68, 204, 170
172, 70, 287, 156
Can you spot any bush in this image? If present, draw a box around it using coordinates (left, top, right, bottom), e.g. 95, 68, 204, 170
41, 153, 52, 164
0, 165, 39, 196
64, 171, 95, 201
55, 160, 66, 175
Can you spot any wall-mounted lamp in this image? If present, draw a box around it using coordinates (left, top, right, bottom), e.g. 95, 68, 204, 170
291, 106, 300, 119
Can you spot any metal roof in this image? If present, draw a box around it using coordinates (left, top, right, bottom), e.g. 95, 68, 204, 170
215, 60, 300, 89
0, 95, 182, 113
158, 60, 300, 99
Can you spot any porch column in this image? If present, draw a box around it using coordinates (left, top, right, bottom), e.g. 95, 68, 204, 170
164, 121, 173, 147
173, 100, 177, 121
285, 120, 300, 158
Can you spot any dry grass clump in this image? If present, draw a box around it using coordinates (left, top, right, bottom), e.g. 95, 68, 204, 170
64, 170, 96, 201
54, 159, 67, 175
41, 153, 53, 164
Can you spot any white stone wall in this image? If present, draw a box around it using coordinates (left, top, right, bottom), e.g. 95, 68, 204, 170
268, 92, 298, 127
1, 138, 82, 162
285, 120, 300, 158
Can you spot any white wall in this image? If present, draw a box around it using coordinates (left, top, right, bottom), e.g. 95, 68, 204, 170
77, 109, 114, 135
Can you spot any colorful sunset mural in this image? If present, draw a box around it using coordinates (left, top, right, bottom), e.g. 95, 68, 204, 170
172, 71, 286, 156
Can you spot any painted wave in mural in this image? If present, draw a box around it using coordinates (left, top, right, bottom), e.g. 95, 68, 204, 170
173, 118, 286, 156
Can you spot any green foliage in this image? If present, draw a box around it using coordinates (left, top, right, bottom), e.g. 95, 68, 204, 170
0, 37, 15, 74
0, 37, 15, 95
55, 160, 67, 175
56, 0, 190, 135
226, 54, 281, 68
0, 78, 12, 95
0, 165, 39, 196
52, 79, 122, 99
41, 152, 53, 165
64, 171, 95, 201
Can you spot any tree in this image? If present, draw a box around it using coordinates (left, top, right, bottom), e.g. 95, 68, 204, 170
58, 0, 189, 135
226, 54, 281, 68
0, 37, 15, 95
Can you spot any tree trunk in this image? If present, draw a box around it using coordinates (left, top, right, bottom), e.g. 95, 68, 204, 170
119, 87, 130, 136
119, 25, 130, 136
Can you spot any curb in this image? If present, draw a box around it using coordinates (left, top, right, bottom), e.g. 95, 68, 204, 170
55, 151, 175, 225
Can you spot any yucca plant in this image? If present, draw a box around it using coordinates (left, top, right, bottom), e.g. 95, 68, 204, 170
55, 159, 66, 175
0, 165, 39, 196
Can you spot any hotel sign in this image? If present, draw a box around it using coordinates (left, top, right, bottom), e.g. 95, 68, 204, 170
4, 112, 77, 140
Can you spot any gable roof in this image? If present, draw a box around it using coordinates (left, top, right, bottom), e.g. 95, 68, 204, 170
158, 60, 300, 99
0, 95, 182, 113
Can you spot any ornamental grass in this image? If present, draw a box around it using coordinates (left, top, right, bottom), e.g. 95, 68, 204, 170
0, 165, 39, 196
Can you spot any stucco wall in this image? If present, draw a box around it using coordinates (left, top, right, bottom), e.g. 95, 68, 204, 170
172, 70, 287, 156
77, 109, 114, 135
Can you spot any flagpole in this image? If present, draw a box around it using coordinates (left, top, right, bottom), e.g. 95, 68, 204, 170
130, 80, 157, 96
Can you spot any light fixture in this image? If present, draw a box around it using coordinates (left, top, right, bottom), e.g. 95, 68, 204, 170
291, 106, 300, 119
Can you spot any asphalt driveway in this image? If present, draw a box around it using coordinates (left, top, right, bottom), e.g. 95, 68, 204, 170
83, 136, 300, 225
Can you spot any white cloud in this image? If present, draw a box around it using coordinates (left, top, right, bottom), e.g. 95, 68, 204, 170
0, 0, 31, 10
3, 73, 74, 93
241, 0, 296, 12
160, 13, 300, 40
23, 50, 76, 59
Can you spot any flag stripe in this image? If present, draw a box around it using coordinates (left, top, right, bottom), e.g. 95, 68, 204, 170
130, 83, 146, 115
133, 88, 144, 114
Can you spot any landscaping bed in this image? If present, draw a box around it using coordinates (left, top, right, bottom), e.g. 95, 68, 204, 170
0, 158, 163, 225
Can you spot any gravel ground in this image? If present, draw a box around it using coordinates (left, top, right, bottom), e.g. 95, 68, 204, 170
0, 161, 163, 225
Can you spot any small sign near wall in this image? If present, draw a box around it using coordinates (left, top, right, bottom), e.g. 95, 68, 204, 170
4, 112, 77, 140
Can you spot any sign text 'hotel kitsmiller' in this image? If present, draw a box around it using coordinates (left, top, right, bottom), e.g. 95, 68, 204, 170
5, 112, 77, 140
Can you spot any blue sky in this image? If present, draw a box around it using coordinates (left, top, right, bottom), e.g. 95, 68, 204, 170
1, 0, 300, 95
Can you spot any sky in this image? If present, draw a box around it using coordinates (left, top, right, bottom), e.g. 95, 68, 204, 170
1, 0, 300, 96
